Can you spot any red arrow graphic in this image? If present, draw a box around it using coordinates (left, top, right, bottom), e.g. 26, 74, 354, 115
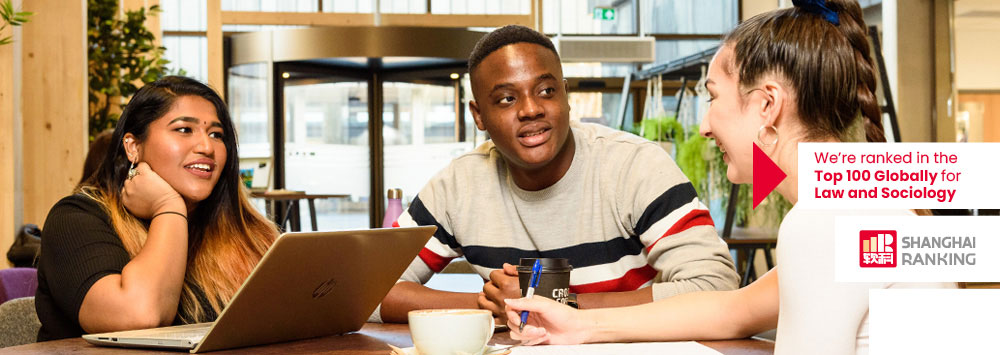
752, 143, 786, 209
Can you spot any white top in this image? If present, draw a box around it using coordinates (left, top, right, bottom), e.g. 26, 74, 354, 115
774, 206, 955, 355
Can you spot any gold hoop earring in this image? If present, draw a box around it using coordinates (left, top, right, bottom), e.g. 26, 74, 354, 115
757, 125, 779, 147
127, 161, 138, 180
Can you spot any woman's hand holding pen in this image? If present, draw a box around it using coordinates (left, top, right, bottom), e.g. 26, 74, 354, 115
504, 295, 591, 345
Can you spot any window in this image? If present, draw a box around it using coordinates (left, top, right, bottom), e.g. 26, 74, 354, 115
161, 0, 207, 81
543, 0, 636, 35
162, 36, 207, 82
642, 0, 738, 66
223, 0, 317, 12
641, 0, 738, 35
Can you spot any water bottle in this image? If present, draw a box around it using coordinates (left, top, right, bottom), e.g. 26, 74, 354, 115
382, 188, 403, 228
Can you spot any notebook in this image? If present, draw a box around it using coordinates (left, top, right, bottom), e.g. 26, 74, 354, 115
83, 226, 436, 353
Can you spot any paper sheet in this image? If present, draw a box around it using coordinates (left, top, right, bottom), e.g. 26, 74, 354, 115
508, 341, 723, 355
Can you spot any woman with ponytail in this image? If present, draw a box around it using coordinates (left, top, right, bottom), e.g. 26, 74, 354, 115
503, 1, 954, 353
35, 76, 278, 341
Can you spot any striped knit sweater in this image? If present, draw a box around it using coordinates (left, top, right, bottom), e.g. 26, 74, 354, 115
397, 122, 738, 300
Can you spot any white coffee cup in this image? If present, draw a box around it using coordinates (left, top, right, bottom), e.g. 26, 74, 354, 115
408, 309, 494, 355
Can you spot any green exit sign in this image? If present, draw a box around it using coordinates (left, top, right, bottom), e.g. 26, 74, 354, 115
593, 7, 615, 21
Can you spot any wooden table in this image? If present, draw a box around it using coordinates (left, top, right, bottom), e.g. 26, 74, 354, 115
249, 190, 350, 232
0, 323, 774, 354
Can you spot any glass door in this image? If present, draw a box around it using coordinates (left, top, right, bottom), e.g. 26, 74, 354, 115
283, 77, 371, 230
381, 79, 478, 210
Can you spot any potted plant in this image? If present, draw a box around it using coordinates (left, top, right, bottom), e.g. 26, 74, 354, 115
638, 115, 685, 157
87, 0, 172, 140
670, 123, 790, 229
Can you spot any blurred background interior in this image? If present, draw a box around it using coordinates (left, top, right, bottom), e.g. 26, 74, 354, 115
2, 0, 999, 285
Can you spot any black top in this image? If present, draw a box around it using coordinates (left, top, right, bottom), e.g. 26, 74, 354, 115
35, 194, 215, 341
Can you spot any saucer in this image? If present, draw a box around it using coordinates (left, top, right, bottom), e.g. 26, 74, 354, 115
389, 344, 512, 355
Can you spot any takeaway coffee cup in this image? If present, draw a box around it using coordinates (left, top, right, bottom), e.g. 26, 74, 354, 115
517, 258, 573, 304
408, 309, 494, 355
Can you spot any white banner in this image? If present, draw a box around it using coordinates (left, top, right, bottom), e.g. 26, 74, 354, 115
870, 289, 998, 355
797, 143, 1000, 209
835, 216, 1000, 282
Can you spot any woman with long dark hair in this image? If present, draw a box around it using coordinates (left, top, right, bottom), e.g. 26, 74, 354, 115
36, 76, 277, 341
503, 1, 954, 353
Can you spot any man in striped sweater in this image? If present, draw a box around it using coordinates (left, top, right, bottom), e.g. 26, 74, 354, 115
374, 25, 738, 323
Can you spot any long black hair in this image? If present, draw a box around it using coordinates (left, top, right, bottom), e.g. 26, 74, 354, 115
90, 76, 237, 235
82, 76, 276, 322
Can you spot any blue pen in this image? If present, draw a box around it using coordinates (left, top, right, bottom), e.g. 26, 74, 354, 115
519, 259, 542, 332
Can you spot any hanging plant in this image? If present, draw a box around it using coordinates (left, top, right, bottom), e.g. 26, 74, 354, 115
669, 117, 791, 228
87, 0, 171, 140
639, 115, 684, 144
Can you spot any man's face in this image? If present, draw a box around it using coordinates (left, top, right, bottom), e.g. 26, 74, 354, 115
469, 42, 572, 173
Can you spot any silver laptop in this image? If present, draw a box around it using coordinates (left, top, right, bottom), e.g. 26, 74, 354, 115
83, 226, 436, 353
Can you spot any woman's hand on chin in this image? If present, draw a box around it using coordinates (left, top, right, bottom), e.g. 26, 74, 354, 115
122, 162, 186, 219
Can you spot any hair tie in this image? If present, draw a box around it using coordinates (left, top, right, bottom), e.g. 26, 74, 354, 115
792, 0, 840, 26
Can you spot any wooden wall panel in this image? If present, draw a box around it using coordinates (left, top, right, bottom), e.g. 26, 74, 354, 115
0, 1, 16, 268
741, 0, 780, 21
933, 0, 956, 142
206, 0, 223, 94
895, 0, 934, 142
958, 93, 1000, 143
20, 0, 88, 227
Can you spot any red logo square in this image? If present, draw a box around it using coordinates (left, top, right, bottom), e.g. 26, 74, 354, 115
860, 230, 896, 268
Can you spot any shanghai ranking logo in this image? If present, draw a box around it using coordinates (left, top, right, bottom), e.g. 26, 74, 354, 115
860, 230, 897, 267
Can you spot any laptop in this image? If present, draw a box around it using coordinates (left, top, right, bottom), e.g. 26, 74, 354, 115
83, 226, 436, 353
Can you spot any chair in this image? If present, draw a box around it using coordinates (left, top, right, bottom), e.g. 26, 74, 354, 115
722, 228, 777, 287
0, 268, 38, 304
0, 297, 40, 348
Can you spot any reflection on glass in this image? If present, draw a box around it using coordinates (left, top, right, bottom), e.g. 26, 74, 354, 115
651, 39, 718, 66
284, 81, 371, 230
161, 0, 207, 31
383, 82, 476, 210
430, 0, 530, 14
562, 63, 633, 78
222, 0, 317, 12
641, 0, 738, 34
229, 63, 270, 157
162, 36, 208, 83
228, 63, 270, 215
320, 0, 530, 14
543, 0, 636, 34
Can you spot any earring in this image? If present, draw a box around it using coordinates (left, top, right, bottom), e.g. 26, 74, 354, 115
757, 125, 779, 147
127, 161, 138, 180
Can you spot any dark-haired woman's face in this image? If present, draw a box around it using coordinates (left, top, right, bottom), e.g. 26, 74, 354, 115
700, 46, 761, 184
136, 95, 227, 205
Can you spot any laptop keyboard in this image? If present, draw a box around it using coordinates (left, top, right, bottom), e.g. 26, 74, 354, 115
131, 323, 212, 341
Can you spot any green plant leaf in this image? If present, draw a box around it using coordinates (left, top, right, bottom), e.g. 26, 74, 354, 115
1, 1, 13, 18
87, 0, 172, 135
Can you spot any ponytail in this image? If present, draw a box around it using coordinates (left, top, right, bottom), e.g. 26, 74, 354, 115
723, 0, 886, 143
825, 0, 885, 142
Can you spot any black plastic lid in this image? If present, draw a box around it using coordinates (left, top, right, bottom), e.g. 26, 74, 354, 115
517, 258, 572, 272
